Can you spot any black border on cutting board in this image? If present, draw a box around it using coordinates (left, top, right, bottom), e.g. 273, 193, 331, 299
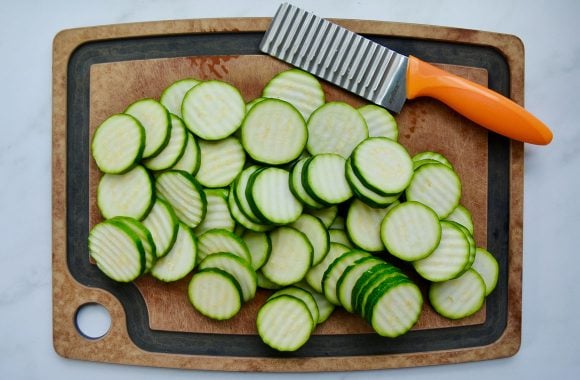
66, 32, 510, 358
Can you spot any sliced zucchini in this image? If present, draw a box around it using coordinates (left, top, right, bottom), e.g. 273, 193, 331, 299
306, 206, 338, 229
289, 214, 330, 266
197, 228, 252, 266
351, 263, 400, 315
471, 247, 499, 296
269, 287, 319, 331
170, 132, 201, 175
412, 221, 471, 282
345, 157, 401, 208
289, 158, 325, 209
155, 170, 207, 228
142, 198, 179, 258
256, 270, 282, 290
151, 223, 197, 282
445, 204, 474, 235
88, 219, 145, 282
261, 68, 325, 121
366, 279, 423, 337
227, 187, 272, 233
406, 162, 462, 219
247, 167, 302, 225
260, 226, 313, 286
195, 137, 246, 188
181, 80, 245, 140
124, 98, 171, 158
256, 294, 313, 352
346, 198, 394, 252
322, 250, 370, 306
194, 188, 235, 235
336, 256, 384, 312
188, 268, 242, 320
380, 201, 442, 261
160, 78, 200, 117
294, 281, 335, 324
110, 216, 156, 273
357, 104, 398, 141
241, 230, 271, 270
305, 242, 351, 293
429, 268, 486, 319
306, 102, 368, 158
351, 137, 413, 196
241, 98, 307, 165
198, 252, 257, 302
302, 154, 353, 205
412, 151, 453, 168
97, 165, 154, 220
328, 229, 354, 248
91, 113, 144, 174
246, 97, 266, 112
143, 114, 188, 171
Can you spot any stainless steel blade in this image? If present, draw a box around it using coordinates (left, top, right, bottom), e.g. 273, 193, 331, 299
260, 3, 408, 112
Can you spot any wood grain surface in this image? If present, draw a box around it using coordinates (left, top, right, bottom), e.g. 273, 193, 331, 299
53, 17, 523, 371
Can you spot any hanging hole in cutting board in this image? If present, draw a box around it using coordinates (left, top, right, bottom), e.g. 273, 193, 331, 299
74, 303, 112, 340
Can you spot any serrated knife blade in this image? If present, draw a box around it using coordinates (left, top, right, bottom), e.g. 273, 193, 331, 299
260, 3, 553, 145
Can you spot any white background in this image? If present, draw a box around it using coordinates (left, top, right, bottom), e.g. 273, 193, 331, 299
1, 0, 578, 378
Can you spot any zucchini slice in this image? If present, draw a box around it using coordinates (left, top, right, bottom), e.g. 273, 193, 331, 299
289, 158, 325, 209
194, 188, 235, 235
336, 256, 384, 312
261, 68, 325, 121
306, 102, 368, 158
195, 136, 246, 188
160, 78, 200, 117
241, 98, 307, 165
171, 132, 201, 175
241, 230, 272, 271
142, 198, 179, 258
294, 282, 336, 324
269, 287, 319, 331
302, 153, 353, 205
351, 137, 413, 196
88, 219, 146, 282
305, 242, 351, 293
247, 167, 303, 225
429, 268, 486, 319
198, 252, 257, 302
181, 80, 245, 140
143, 114, 188, 171
412, 221, 471, 282
124, 98, 171, 158
366, 279, 423, 337
289, 214, 330, 266
380, 201, 442, 261
357, 104, 398, 141
155, 170, 207, 228
110, 216, 156, 273
91, 113, 144, 174
256, 294, 314, 352
188, 268, 242, 320
471, 247, 499, 296
197, 228, 252, 266
260, 226, 313, 286
405, 162, 462, 219
97, 165, 154, 220
151, 223, 197, 282
322, 250, 370, 306
346, 198, 396, 252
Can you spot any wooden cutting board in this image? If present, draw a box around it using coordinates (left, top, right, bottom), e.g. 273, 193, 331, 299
52, 17, 524, 371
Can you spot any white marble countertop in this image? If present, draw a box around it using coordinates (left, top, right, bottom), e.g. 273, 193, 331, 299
1, 0, 579, 378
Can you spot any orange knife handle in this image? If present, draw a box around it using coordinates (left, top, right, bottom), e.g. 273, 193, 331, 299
406, 55, 553, 145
